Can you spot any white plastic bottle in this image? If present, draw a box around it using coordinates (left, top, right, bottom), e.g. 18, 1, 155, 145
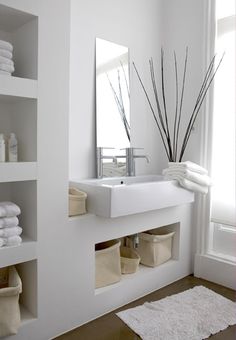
8, 133, 18, 162
0, 134, 5, 162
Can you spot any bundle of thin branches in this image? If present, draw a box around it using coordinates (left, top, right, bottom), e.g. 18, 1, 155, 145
133, 49, 224, 162
107, 63, 130, 142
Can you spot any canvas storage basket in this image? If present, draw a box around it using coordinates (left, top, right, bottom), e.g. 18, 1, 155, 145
120, 246, 140, 274
95, 240, 121, 288
0, 266, 22, 337
69, 188, 87, 216
137, 230, 175, 267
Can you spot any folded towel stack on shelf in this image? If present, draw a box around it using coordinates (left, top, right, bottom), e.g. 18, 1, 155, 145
0, 40, 14, 76
163, 161, 211, 194
0, 202, 22, 247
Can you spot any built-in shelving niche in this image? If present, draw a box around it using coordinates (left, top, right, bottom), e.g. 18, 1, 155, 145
0, 4, 38, 80
0, 181, 37, 242
95, 222, 180, 295
0, 98, 37, 162
16, 259, 38, 325
0, 3, 38, 333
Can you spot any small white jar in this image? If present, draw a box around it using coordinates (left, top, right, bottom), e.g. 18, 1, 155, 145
0, 133, 6, 162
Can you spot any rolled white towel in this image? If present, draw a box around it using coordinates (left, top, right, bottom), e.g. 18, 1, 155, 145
0, 63, 14, 73
0, 216, 19, 228
0, 40, 13, 52
168, 161, 208, 175
0, 202, 21, 218
0, 48, 13, 59
0, 235, 22, 247
0, 70, 11, 76
163, 168, 211, 186
0, 56, 14, 66
0, 227, 22, 238
165, 174, 208, 194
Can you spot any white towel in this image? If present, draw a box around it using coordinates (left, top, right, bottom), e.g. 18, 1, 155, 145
0, 56, 14, 66
0, 70, 11, 76
0, 216, 19, 228
168, 161, 208, 175
0, 63, 14, 73
165, 174, 208, 194
0, 235, 22, 247
0, 48, 13, 59
0, 202, 21, 218
0, 227, 22, 238
0, 40, 13, 52
163, 168, 211, 186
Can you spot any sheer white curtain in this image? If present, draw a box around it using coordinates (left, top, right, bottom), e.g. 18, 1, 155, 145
211, 0, 236, 228
210, 0, 236, 259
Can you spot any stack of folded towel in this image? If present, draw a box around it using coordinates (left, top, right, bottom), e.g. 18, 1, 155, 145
0, 40, 14, 76
0, 202, 22, 247
163, 161, 211, 194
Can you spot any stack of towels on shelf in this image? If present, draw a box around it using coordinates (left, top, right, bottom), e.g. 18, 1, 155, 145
163, 161, 211, 194
0, 40, 14, 76
0, 202, 22, 247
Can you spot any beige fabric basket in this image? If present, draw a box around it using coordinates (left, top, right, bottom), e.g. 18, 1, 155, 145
95, 240, 121, 288
120, 246, 140, 274
137, 230, 175, 267
0, 266, 9, 289
69, 188, 87, 216
0, 266, 22, 337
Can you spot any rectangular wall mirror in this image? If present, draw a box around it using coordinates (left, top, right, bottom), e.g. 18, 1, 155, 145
96, 38, 130, 177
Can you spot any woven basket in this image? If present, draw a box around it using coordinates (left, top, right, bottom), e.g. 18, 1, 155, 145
120, 246, 140, 274
95, 240, 121, 288
137, 230, 175, 267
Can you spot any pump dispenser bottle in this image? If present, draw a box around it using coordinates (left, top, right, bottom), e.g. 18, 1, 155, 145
8, 133, 18, 162
0, 134, 5, 162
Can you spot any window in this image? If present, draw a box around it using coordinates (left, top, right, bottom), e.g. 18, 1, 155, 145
209, 0, 236, 259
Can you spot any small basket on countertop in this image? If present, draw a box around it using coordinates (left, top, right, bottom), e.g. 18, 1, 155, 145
120, 246, 140, 274
68, 187, 87, 216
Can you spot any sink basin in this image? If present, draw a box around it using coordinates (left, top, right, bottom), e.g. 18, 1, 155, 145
70, 175, 194, 218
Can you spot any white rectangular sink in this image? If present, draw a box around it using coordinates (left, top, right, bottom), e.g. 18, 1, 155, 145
70, 175, 194, 218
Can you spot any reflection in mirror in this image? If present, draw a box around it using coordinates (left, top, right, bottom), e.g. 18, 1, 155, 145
96, 38, 130, 177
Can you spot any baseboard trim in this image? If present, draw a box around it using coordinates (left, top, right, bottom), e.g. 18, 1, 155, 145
194, 253, 236, 290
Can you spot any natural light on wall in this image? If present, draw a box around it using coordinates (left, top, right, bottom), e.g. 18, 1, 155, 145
210, 0, 236, 258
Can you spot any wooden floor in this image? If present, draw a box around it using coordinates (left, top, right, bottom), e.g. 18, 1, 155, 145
55, 275, 236, 340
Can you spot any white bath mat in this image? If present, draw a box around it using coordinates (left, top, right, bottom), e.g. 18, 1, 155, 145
117, 286, 236, 340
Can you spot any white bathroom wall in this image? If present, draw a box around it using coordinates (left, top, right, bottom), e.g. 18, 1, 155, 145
69, 0, 207, 180
69, 0, 166, 180
160, 0, 206, 164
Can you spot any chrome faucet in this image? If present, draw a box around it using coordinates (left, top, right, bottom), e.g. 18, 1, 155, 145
97, 147, 150, 178
123, 147, 150, 176
96, 147, 117, 178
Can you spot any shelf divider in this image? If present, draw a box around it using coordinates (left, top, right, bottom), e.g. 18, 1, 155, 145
0, 236, 37, 268
0, 162, 37, 183
0, 75, 37, 100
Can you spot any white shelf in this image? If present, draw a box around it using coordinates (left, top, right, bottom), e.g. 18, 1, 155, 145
0, 162, 37, 183
0, 4, 37, 33
0, 75, 37, 100
0, 236, 37, 268
95, 260, 178, 295
20, 305, 37, 327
